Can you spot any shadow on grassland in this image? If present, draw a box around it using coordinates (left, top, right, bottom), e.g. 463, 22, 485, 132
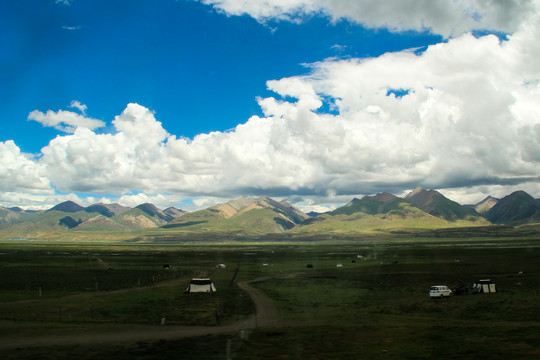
161, 221, 208, 229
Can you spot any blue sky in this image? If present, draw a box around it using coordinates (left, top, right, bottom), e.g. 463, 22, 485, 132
1, 0, 540, 211
2, 0, 442, 152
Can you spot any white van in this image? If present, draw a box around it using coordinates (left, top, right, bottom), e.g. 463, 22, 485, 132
429, 285, 452, 298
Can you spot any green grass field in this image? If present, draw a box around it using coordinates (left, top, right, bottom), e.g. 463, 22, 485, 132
1, 237, 540, 359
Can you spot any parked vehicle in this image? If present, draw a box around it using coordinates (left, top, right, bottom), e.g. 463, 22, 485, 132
429, 285, 452, 298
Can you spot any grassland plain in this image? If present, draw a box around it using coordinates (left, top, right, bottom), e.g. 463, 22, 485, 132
1, 237, 540, 359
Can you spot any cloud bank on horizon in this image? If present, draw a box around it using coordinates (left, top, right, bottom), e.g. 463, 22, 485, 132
2, 0, 540, 211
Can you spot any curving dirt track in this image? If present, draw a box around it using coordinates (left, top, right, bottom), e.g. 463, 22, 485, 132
237, 278, 281, 327
0, 277, 286, 350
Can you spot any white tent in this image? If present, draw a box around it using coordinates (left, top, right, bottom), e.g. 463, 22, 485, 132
473, 279, 496, 293
185, 278, 217, 293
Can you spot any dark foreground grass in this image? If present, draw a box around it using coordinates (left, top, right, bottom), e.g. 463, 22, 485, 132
1, 240, 540, 359
233, 323, 540, 360
2, 334, 232, 360
0, 249, 254, 325
4, 322, 539, 360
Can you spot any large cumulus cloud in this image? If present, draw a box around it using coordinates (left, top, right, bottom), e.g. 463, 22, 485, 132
200, 0, 535, 37
34, 10, 540, 202
40, 104, 170, 194
2, 1, 540, 209
0, 141, 51, 193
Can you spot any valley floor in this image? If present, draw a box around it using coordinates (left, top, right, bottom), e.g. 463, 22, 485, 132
1, 237, 540, 359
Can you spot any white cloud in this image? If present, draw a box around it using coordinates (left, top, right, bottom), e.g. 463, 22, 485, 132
2, 3, 540, 210
169, 5, 539, 200
0, 141, 52, 194
28, 107, 105, 133
201, 0, 317, 23
0, 192, 56, 210
438, 181, 540, 205
200, 0, 536, 37
297, 203, 334, 214
62, 26, 82, 31
70, 100, 87, 115
112, 103, 169, 148
39, 104, 170, 195
118, 193, 169, 208
0, 192, 117, 211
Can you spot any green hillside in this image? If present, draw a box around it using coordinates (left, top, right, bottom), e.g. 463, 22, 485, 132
135, 203, 173, 222
0, 190, 534, 241
294, 200, 455, 235
230, 208, 297, 233
486, 191, 540, 225
331, 193, 408, 216
73, 214, 133, 232
85, 203, 130, 217
112, 208, 170, 230
162, 197, 307, 235
162, 208, 229, 231
0, 207, 40, 227
164, 208, 292, 235
405, 187, 482, 221
30, 210, 97, 229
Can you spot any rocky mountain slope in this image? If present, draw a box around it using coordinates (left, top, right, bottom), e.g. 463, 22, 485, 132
85, 203, 131, 217
0, 206, 39, 226
0, 201, 186, 233
47, 200, 85, 213
1, 188, 540, 239
293, 191, 489, 235
405, 187, 482, 221
486, 191, 540, 225
471, 196, 499, 214
164, 196, 309, 234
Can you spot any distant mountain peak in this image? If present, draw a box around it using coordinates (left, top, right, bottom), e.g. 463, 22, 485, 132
163, 207, 186, 218
135, 203, 159, 211
47, 201, 85, 213
343, 193, 398, 207
367, 192, 398, 203
241, 197, 309, 224
473, 196, 499, 214
332, 193, 405, 216
344, 198, 361, 207
256, 196, 284, 208
486, 190, 540, 225
85, 203, 130, 217
405, 187, 426, 199
212, 197, 255, 218
405, 187, 480, 221
135, 203, 173, 222
164, 195, 308, 234
405, 187, 441, 205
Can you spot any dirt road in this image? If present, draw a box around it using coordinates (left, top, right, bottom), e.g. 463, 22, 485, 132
0, 277, 284, 349
237, 278, 281, 327
0, 319, 256, 349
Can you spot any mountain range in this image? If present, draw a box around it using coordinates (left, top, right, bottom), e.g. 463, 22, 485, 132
1, 188, 540, 239
0, 201, 181, 233
161, 196, 310, 236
